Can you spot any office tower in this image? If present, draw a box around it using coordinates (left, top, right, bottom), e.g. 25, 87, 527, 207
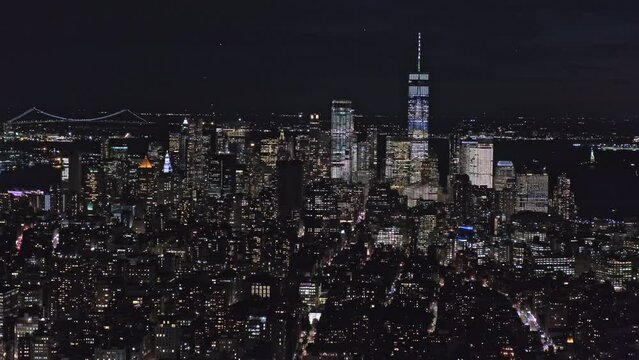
297, 113, 330, 181
217, 125, 248, 161
516, 171, 549, 213
408, 33, 430, 182
260, 138, 279, 168
50, 254, 91, 319
155, 318, 182, 360
157, 152, 180, 209
316, 136, 332, 180
55, 152, 83, 216
208, 154, 238, 199
276, 159, 303, 219
82, 165, 101, 212
304, 113, 331, 180
138, 154, 156, 203
385, 137, 411, 192
596, 256, 633, 290
28, 330, 51, 360
416, 208, 437, 253
532, 254, 575, 278
498, 178, 517, 218
215, 127, 233, 155
551, 173, 577, 220
330, 100, 354, 182
179, 117, 190, 168
14, 314, 39, 360
310, 112, 321, 131
335, 182, 365, 224
108, 141, 129, 160
168, 131, 182, 171
374, 226, 405, 247
366, 127, 379, 179
102, 160, 123, 205
365, 182, 399, 223
276, 129, 292, 161
182, 118, 208, 202
406, 154, 440, 206
352, 140, 373, 184
294, 133, 311, 164
138, 155, 157, 228
459, 138, 494, 188
448, 134, 461, 176
451, 174, 472, 223
304, 179, 338, 237
0, 285, 18, 343
61, 152, 82, 193
494, 160, 515, 191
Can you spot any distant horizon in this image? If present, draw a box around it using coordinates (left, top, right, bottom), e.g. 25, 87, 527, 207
5, 106, 639, 122
5, 2, 639, 116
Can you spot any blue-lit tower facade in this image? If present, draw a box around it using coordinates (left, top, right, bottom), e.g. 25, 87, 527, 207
408, 33, 430, 184
330, 100, 354, 183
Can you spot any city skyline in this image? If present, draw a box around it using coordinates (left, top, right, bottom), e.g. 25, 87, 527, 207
1, 4, 639, 360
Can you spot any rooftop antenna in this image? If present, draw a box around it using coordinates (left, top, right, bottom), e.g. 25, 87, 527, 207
417, 32, 422, 72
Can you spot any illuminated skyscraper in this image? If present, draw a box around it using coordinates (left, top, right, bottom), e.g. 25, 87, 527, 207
330, 100, 354, 182
408, 33, 430, 182
157, 152, 180, 209
168, 131, 182, 171
516, 171, 549, 213
304, 179, 338, 237
494, 160, 515, 191
61, 153, 81, 193
551, 173, 577, 220
296, 113, 330, 181
596, 256, 633, 290
82, 165, 101, 212
352, 140, 374, 184
260, 138, 279, 168
184, 118, 208, 202
459, 138, 494, 188
385, 137, 411, 192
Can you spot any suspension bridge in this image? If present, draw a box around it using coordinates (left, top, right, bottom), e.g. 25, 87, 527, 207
5, 107, 149, 126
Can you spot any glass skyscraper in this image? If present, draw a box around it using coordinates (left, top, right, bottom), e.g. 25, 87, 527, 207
408, 33, 430, 163
459, 138, 494, 188
330, 100, 354, 182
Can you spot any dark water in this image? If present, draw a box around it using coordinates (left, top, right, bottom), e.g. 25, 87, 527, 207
496, 140, 639, 219
432, 139, 639, 219
0, 165, 59, 191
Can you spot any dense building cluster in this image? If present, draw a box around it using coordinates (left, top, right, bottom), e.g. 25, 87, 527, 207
0, 36, 638, 360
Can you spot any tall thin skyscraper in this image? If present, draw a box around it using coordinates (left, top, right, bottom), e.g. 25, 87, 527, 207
408, 32, 430, 183
385, 137, 411, 192
157, 152, 180, 209
330, 100, 354, 182
138, 154, 157, 230
184, 118, 207, 201
551, 173, 577, 220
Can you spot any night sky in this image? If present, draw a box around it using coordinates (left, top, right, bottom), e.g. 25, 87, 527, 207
3, 1, 639, 118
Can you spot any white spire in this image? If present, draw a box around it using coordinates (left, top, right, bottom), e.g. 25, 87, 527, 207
162, 152, 173, 173
417, 32, 422, 73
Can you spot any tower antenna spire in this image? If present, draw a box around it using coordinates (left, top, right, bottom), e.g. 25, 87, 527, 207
417, 32, 422, 72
